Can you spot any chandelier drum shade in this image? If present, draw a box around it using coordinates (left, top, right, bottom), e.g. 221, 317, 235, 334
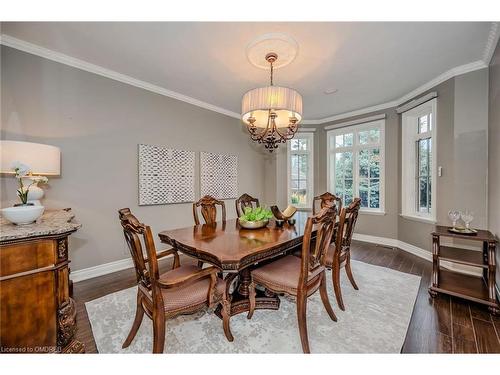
241, 53, 303, 152
241, 86, 302, 128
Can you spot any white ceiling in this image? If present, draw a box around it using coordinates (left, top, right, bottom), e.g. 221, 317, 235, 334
1, 22, 497, 121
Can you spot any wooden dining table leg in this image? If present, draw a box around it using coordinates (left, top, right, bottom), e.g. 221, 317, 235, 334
215, 268, 280, 318
237, 268, 251, 297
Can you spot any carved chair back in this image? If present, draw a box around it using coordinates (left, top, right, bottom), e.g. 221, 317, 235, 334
235, 193, 260, 217
333, 198, 361, 254
118, 208, 156, 289
299, 204, 338, 287
313, 192, 342, 215
119, 208, 166, 308
193, 195, 226, 225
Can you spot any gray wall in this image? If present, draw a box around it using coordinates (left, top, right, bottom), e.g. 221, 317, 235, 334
267, 68, 490, 254
488, 41, 500, 292
398, 69, 489, 252
0, 46, 266, 272
398, 77, 456, 250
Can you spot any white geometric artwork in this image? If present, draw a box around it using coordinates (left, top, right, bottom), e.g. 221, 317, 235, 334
138, 144, 195, 205
200, 152, 238, 199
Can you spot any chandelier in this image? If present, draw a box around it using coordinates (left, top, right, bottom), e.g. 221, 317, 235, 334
241, 52, 303, 152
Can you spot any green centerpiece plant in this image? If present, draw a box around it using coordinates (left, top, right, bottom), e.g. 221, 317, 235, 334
240, 206, 273, 222
238, 206, 273, 229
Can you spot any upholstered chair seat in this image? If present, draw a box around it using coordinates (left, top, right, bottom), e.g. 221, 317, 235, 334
247, 205, 339, 353
118, 208, 233, 353
140, 265, 226, 314
251, 256, 321, 296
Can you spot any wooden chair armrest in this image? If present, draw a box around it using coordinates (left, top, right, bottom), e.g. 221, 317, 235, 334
145, 248, 180, 269
157, 266, 219, 289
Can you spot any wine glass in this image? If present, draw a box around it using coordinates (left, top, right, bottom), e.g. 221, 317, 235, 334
460, 210, 474, 230
448, 210, 460, 228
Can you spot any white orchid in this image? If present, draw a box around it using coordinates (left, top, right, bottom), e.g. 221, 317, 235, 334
11, 161, 31, 178
9, 161, 37, 205
29, 175, 49, 184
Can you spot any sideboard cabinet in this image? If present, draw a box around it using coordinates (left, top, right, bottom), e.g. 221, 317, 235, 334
0, 209, 84, 353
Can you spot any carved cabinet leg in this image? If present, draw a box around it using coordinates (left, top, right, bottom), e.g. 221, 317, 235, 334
57, 298, 85, 353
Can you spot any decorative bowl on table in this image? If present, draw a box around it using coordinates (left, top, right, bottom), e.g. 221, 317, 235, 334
447, 227, 478, 235
1, 205, 45, 225
270, 205, 297, 223
238, 206, 273, 230
238, 219, 269, 229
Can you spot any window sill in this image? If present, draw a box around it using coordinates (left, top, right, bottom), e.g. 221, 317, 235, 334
399, 214, 436, 225
296, 207, 312, 212
359, 210, 386, 216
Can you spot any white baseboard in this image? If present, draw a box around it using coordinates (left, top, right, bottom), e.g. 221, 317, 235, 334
352, 233, 399, 249
70, 258, 134, 283
352, 233, 483, 276
70, 253, 173, 283
71, 233, 490, 283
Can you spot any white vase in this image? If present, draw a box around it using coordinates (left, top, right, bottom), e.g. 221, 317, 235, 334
20, 178, 44, 206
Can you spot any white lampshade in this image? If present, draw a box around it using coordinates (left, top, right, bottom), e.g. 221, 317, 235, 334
0, 141, 61, 176
241, 86, 303, 128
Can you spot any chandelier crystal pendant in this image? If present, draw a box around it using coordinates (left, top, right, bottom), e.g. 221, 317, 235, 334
241, 53, 303, 152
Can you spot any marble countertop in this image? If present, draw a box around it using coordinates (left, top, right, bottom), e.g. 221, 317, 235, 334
0, 208, 82, 242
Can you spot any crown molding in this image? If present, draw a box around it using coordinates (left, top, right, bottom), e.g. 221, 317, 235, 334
311, 59, 488, 127
324, 113, 386, 131
0, 34, 241, 120
483, 22, 500, 65
0, 31, 493, 127
397, 59, 487, 106
297, 127, 317, 132
304, 100, 398, 125
396, 92, 437, 114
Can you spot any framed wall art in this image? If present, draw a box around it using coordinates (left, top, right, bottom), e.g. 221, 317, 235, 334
138, 144, 195, 205
200, 151, 238, 199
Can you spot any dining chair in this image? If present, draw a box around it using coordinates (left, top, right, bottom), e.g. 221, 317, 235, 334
246, 205, 338, 353
324, 198, 361, 311
118, 208, 233, 353
313, 191, 342, 215
193, 195, 226, 268
235, 193, 260, 217
193, 195, 226, 225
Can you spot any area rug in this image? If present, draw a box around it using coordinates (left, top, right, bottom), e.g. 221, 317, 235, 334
85, 260, 421, 353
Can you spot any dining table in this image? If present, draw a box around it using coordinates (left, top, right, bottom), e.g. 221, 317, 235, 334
158, 211, 317, 317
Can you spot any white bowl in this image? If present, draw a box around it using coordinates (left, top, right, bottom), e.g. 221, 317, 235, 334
1, 205, 45, 225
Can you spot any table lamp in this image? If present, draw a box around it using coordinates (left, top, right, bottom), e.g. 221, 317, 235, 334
1, 140, 61, 205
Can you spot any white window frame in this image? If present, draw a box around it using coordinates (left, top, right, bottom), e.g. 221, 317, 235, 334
327, 119, 386, 214
401, 98, 437, 223
287, 132, 314, 210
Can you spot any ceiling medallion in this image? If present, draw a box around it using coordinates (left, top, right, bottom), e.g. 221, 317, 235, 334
241, 52, 303, 152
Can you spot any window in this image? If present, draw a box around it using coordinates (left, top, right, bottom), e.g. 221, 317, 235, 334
327, 120, 385, 213
401, 98, 437, 222
287, 133, 314, 209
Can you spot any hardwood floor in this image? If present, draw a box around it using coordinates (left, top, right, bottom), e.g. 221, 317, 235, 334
73, 240, 500, 353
